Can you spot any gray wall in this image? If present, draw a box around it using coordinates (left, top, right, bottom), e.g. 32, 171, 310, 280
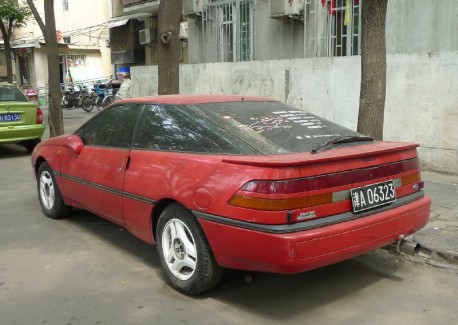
254, 0, 305, 60
131, 51, 458, 174
386, 0, 458, 54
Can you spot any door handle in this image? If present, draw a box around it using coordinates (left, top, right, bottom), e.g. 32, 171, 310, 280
119, 156, 131, 172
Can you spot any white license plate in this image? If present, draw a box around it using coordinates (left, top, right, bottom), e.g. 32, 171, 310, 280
350, 180, 396, 213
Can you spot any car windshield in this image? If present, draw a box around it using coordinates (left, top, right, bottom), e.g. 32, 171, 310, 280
0, 86, 28, 102
193, 101, 365, 154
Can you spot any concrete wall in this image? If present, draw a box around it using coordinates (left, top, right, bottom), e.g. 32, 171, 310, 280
254, 0, 305, 60
386, 0, 458, 54
130, 51, 458, 174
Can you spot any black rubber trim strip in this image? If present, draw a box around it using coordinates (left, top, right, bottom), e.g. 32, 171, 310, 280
192, 191, 425, 234
57, 172, 157, 205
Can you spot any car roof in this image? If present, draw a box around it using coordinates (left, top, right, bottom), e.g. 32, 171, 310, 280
120, 94, 277, 105
0, 82, 17, 88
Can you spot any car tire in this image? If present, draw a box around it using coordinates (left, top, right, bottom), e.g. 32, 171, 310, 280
37, 162, 72, 219
156, 203, 223, 295
24, 139, 40, 153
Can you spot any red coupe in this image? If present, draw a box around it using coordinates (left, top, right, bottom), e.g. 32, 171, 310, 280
32, 95, 431, 294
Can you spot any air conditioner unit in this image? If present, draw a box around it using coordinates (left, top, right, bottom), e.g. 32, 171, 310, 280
270, 0, 305, 18
139, 29, 152, 45
183, 0, 208, 16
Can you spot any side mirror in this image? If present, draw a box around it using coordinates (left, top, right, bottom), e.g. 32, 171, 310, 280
66, 135, 84, 154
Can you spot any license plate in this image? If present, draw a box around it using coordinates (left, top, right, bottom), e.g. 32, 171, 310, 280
350, 180, 396, 213
0, 113, 21, 122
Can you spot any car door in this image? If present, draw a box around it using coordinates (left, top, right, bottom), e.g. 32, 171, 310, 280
61, 103, 142, 225
122, 103, 248, 243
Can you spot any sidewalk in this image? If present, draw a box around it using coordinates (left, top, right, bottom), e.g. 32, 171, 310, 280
410, 171, 458, 268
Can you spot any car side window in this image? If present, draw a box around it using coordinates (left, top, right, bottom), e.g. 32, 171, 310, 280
133, 104, 244, 154
77, 104, 141, 148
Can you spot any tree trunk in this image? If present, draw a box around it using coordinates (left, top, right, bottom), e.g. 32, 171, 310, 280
3, 37, 14, 83
27, 0, 64, 137
157, 0, 182, 95
357, 0, 388, 141
43, 0, 63, 136
0, 20, 14, 83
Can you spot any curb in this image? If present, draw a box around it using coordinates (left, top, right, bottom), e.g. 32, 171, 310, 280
412, 226, 458, 269
408, 245, 458, 271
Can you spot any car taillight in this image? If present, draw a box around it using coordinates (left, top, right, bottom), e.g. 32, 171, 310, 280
229, 160, 423, 212
229, 192, 333, 211
36, 107, 44, 124
240, 159, 420, 195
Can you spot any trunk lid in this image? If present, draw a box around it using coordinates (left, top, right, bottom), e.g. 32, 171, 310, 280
0, 101, 38, 126
226, 141, 424, 225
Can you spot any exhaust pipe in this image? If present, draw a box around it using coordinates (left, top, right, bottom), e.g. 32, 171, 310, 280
385, 236, 422, 255
397, 239, 421, 255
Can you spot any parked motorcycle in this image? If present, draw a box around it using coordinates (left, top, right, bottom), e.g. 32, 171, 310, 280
62, 84, 89, 109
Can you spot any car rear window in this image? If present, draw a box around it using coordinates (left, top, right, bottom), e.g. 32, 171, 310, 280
194, 101, 364, 154
0, 86, 28, 102
133, 104, 260, 155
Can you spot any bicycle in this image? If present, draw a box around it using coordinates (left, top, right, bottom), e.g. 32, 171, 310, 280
80, 78, 124, 112
101, 91, 122, 108
81, 90, 98, 112
97, 79, 122, 110
62, 84, 89, 110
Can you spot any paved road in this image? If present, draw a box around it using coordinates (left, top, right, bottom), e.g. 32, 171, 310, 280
1, 107, 457, 325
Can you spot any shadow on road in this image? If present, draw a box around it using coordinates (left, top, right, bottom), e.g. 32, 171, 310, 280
61, 208, 407, 322
64, 209, 161, 270
0, 144, 30, 158
208, 250, 406, 322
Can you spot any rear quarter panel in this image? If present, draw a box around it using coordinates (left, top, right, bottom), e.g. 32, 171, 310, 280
122, 150, 302, 241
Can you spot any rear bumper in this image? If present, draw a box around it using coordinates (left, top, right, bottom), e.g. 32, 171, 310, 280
0, 124, 45, 143
197, 195, 431, 274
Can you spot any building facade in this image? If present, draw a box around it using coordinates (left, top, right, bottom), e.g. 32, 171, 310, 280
108, 0, 188, 78
5, 0, 111, 92
186, 0, 458, 62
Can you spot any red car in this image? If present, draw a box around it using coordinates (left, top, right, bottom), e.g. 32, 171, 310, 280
32, 95, 431, 294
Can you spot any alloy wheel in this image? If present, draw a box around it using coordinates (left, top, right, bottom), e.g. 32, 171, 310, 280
39, 170, 55, 210
161, 218, 198, 281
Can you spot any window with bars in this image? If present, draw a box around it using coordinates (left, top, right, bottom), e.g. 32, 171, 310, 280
202, 0, 253, 63
62, 0, 69, 11
63, 54, 87, 67
60, 54, 87, 84
304, 0, 361, 58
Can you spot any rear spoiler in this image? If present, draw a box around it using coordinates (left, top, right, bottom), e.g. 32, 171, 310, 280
222, 142, 419, 167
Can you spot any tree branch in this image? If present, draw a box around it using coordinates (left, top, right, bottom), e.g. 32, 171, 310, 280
26, 0, 46, 41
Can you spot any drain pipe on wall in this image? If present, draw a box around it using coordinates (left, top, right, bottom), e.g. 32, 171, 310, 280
285, 69, 290, 104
